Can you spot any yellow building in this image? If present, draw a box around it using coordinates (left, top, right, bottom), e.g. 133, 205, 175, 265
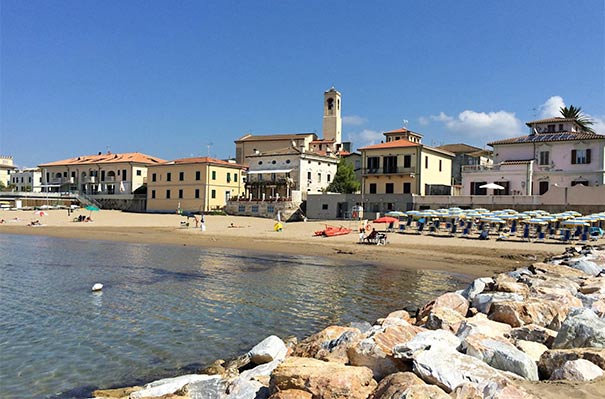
38, 152, 165, 194
359, 128, 454, 196
0, 156, 16, 188
146, 157, 245, 213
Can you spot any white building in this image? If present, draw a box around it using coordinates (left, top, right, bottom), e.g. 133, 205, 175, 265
11, 168, 42, 192
462, 117, 605, 196
0, 156, 16, 188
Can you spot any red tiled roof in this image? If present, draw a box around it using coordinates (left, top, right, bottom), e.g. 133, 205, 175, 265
383, 128, 423, 136
39, 152, 166, 167
437, 143, 483, 153
235, 133, 317, 142
489, 131, 605, 146
164, 157, 245, 169
524, 117, 576, 126
501, 160, 533, 165
358, 140, 420, 150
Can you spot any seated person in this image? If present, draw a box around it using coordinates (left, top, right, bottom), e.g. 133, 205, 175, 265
28, 220, 41, 226
365, 228, 378, 241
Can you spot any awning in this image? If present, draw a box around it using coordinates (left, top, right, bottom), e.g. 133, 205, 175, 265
246, 169, 292, 174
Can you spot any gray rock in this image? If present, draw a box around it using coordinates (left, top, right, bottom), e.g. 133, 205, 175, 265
248, 335, 287, 364
552, 308, 605, 349
393, 329, 461, 361
509, 324, 557, 347
225, 378, 269, 399
187, 377, 228, 399
464, 336, 539, 380
456, 313, 512, 341
412, 346, 513, 393
472, 292, 524, 314
549, 359, 604, 381
131, 374, 222, 399
514, 340, 549, 363
568, 259, 603, 276
538, 348, 605, 378
461, 278, 493, 301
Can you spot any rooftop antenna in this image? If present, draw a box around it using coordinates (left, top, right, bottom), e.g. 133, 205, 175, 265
402, 119, 409, 128
207, 142, 213, 157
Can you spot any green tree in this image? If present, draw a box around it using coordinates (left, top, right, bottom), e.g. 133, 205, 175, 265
560, 105, 595, 134
327, 158, 361, 194
0, 181, 6, 191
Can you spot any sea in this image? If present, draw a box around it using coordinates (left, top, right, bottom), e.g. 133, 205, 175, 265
0, 233, 472, 398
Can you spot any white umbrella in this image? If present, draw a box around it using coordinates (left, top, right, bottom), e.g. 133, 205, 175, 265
479, 182, 505, 190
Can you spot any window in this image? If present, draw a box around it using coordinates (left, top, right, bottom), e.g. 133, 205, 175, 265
178, 189, 183, 199
322, 204, 329, 210
122, 170, 127, 180
195, 189, 200, 199
234, 173, 238, 182
369, 183, 377, 194
267, 205, 274, 213
471, 182, 487, 196
403, 155, 412, 168
212, 171, 216, 180
367, 157, 379, 171
238, 205, 245, 212
572, 180, 589, 187
166, 189, 171, 199
547, 124, 555, 132
152, 173, 157, 182
439, 159, 442, 172
327, 174, 331, 182
227, 172, 231, 183
196, 171, 201, 180
179, 172, 184, 181
571, 149, 591, 164
559, 124, 564, 131
425, 156, 429, 169
403, 182, 411, 194
307, 171, 312, 181
166, 172, 172, 182
211, 189, 216, 199
251, 205, 259, 213
136, 170, 142, 176
317, 173, 321, 182
383, 156, 397, 173
151, 190, 156, 199
385, 183, 394, 194
539, 151, 550, 165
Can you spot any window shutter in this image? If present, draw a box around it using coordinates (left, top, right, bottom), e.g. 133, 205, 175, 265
586, 149, 591, 164
571, 150, 576, 165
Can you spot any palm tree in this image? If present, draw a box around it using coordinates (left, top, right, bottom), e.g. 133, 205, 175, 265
559, 105, 595, 133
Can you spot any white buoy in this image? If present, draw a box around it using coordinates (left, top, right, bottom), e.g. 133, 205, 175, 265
92, 283, 103, 292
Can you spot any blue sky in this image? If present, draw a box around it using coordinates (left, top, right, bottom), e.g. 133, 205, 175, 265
1, 0, 604, 168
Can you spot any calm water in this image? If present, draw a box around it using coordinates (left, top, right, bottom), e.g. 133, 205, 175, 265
0, 234, 471, 398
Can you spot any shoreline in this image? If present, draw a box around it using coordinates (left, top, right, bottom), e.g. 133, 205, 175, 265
0, 210, 566, 278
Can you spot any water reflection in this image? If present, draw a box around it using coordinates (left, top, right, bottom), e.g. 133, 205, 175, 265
0, 234, 471, 399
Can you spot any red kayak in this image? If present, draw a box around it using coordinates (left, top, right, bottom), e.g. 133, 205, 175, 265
314, 225, 352, 237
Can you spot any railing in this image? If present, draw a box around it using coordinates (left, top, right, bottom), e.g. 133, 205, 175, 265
362, 167, 415, 175
462, 164, 501, 172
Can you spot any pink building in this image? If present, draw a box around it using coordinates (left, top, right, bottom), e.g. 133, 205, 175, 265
462, 117, 605, 196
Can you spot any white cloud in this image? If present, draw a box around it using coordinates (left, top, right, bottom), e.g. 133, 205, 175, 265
589, 114, 605, 134
538, 96, 566, 118
418, 116, 431, 126
342, 115, 367, 126
346, 129, 383, 149
428, 110, 523, 139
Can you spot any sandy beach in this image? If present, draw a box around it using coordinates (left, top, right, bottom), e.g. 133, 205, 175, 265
0, 209, 569, 278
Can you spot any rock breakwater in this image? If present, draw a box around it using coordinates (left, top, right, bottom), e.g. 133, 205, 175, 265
92, 245, 605, 399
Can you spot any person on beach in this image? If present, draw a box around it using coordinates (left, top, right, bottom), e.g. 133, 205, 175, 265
200, 213, 206, 232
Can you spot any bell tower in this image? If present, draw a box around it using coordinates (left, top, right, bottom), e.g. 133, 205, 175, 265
322, 87, 342, 145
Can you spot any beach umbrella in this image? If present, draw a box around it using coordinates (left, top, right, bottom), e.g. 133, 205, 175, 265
385, 211, 406, 217
34, 210, 47, 217
85, 205, 100, 217
479, 183, 505, 190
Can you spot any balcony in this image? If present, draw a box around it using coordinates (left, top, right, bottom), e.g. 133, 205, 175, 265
362, 166, 415, 176
462, 164, 500, 172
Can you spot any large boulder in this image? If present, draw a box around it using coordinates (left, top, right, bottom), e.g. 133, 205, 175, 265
456, 313, 512, 341
347, 324, 418, 380
130, 374, 222, 399
269, 356, 377, 399
370, 372, 425, 399
538, 348, 605, 378
461, 278, 494, 301
249, 335, 287, 364
549, 359, 604, 381
378, 310, 414, 326
424, 306, 466, 333
292, 325, 362, 363
417, 293, 469, 322
412, 345, 515, 393
528, 262, 589, 279
397, 384, 450, 398
268, 389, 312, 399
514, 340, 548, 363
552, 308, 605, 349
472, 293, 524, 314
463, 334, 539, 380
508, 324, 557, 348
494, 274, 530, 296
568, 259, 603, 276
579, 277, 605, 294
393, 330, 461, 361
488, 298, 568, 329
